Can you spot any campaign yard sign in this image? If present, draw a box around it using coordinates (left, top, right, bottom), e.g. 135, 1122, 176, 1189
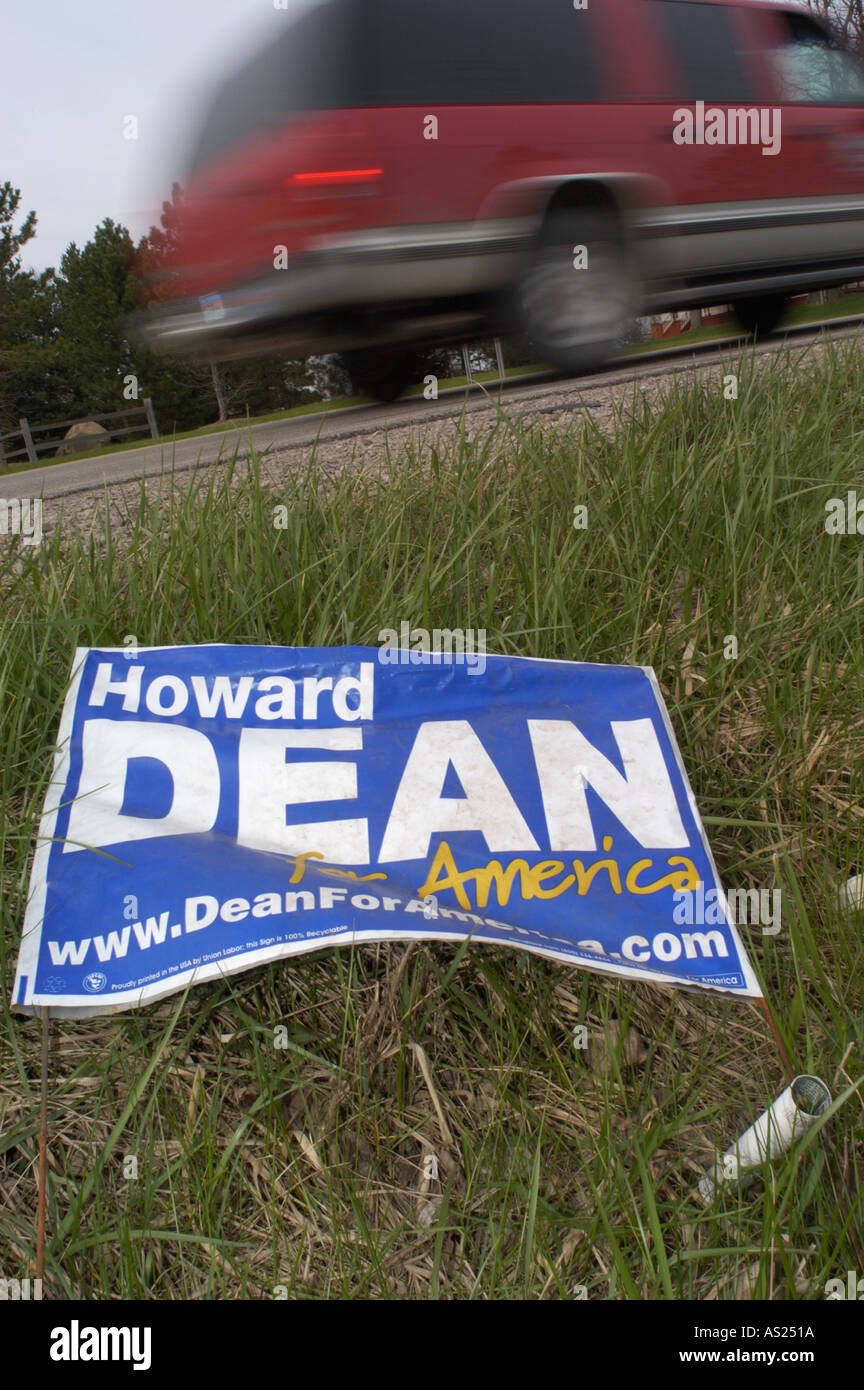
13, 645, 762, 1017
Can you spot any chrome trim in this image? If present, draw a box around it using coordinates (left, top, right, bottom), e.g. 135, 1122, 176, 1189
638, 195, 864, 238
307, 217, 536, 262
648, 260, 864, 311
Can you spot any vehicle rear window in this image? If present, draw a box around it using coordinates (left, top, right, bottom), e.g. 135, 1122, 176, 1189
187, 0, 352, 176
360, 0, 600, 104
649, 0, 754, 102
188, 0, 602, 176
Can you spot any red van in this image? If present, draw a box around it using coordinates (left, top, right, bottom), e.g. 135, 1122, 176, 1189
135, 0, 864, 399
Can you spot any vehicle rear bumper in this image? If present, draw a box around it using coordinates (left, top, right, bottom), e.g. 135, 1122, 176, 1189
132, 221, 535, 358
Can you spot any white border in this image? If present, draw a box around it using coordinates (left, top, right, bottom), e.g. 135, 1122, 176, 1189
23, 923, 760, 1019
646, 666, 763, 999
13, 647, 89, 1007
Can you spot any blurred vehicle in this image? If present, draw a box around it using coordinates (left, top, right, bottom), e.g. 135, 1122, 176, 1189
131, 0, 864, 400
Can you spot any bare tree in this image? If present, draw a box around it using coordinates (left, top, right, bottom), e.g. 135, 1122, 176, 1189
805, 0, 864, 49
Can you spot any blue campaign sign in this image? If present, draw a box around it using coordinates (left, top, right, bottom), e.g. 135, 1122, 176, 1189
14, 645, 762, 1016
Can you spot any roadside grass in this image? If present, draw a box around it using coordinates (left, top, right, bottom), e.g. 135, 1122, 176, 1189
1, 337, 863, 1299
785, 289, 864, 326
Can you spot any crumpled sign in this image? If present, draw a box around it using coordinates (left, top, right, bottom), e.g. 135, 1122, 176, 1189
13, 645, 761, 1017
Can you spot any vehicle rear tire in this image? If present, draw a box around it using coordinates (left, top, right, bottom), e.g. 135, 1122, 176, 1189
341, 348, 423, 403
732, 294, 789, 338
514, 207, 636, 375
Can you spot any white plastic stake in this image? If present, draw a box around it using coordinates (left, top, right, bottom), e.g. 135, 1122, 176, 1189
838, 874, 864, 912
697, 1075, 831, 1202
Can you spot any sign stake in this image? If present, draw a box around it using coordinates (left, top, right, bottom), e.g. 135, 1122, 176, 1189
36, 1005, 50, 1292
755, 994, 796, 1080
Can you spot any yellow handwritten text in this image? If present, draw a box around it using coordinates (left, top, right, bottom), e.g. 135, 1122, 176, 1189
418, 840, 699, 910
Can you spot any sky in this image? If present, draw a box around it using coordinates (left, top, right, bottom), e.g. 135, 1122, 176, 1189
6, 0, 317, 273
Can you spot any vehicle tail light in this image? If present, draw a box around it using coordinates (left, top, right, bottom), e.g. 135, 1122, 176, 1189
288, 168, 382, 188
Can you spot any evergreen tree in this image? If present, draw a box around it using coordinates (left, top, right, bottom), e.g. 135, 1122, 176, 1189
53, 219, 143, 419
0, 182, 60, 434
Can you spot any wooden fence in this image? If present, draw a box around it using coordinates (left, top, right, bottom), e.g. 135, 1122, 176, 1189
0, 399, 159, 470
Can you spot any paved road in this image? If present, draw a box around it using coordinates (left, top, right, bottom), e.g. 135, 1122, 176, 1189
12, 316, 864, 501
